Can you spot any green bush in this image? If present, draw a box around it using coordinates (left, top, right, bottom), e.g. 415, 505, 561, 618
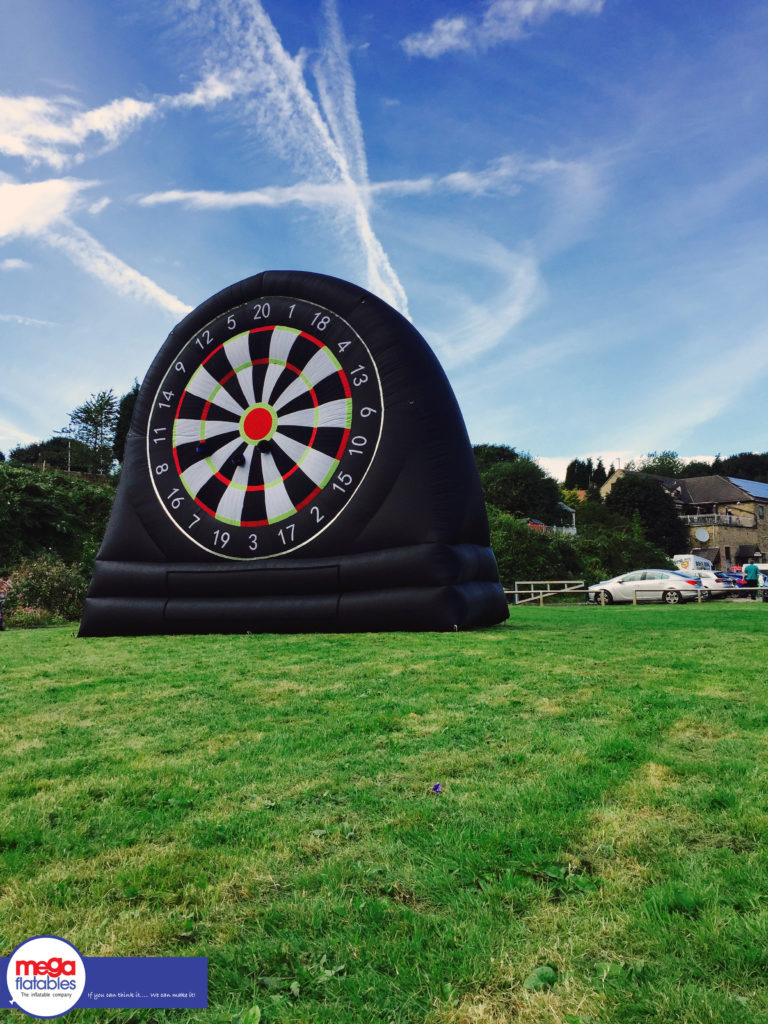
604, 473, 687, 554
487, 500, 675, 589
5, 607, 59, 629
3, 554, 89, 625
488, 506, 581, 587
0, 463, 114, 572
571, 499, 675, 583
573, 530, 674, 584
481, 457, 563, 523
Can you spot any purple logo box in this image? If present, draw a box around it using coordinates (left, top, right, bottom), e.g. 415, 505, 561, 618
2, 957, 207, 1011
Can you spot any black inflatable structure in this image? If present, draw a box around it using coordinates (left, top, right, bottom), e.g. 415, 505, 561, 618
79, 271, 508, 636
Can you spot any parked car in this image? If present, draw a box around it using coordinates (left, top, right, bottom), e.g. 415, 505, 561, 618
721, 572, 745, 587
687, 570, 740, 598
587, 569, 703, 605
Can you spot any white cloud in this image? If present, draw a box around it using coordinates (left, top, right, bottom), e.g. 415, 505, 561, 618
402, 0, 605, 57
437, 250, 541, 368
0, 180, 189, 317
0, 70, 256, 172
71, 97, 156, 153
139, 182, 355, 209
167, 70, 248, 109
647, 154, 768, 242
0, 257, 31, 271
402, 17, 473, 59
0, 0, 404, 322
634, 323, 768, 448
537, 451, 718, 483
137, 154, 561, 210
0, 95, 156, 170
399, 225, 542, 367
44, 221, 192, 318
538, 452, 637, 482
2, 1, 596, 357
165, 0, 410, 315
373, 157, 525, 198
138, 154, 599, 214
88, 197, 111, 215
314, 0, 370, 189
0, 418, 39, 453
0, 313, 53, 325
138, 140, 598, 363
0, 178, 93, 239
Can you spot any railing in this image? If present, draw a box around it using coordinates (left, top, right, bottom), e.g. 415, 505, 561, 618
509, 580, 585, 605
680, 514, 754, 528
502, 585, 767, 606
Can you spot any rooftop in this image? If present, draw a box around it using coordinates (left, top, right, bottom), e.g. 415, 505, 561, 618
728, 477, 768, 501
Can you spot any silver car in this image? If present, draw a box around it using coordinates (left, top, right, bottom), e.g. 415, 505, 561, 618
588, 569, 703, 605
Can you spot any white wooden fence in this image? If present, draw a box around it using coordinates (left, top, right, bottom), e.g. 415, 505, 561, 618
508, 580, 585, 605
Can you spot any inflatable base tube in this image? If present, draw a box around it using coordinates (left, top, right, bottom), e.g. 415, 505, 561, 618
79, 582, 506, 636
78, 543, 509, 636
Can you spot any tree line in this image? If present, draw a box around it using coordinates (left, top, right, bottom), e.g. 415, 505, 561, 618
2, 383, 139, 476
3, 383, 768, 619
0, 385, 139, 622
564, 449, 768, 488
4, 393, 766, 489
474, 445, 694, 588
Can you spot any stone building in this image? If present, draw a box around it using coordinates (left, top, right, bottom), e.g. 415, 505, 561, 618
600, 471, 768, 568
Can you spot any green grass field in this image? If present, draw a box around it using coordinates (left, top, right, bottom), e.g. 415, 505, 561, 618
2, 604, 768, 1024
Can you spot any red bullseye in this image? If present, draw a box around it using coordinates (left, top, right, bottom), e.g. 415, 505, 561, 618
242, 405, 275, 441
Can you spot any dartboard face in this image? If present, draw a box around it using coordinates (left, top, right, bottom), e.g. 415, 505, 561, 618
146, 294, 383, 558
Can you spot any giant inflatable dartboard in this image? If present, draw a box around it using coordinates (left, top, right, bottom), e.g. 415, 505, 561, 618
79, 271, 509, 636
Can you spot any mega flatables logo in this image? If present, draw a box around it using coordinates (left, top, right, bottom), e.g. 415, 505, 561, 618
6, 937, 86, 1018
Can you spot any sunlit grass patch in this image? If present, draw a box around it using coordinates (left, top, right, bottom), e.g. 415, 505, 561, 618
2, 604, 768, 1022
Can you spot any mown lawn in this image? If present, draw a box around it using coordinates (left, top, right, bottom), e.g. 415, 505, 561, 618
2, 603, 768, 1023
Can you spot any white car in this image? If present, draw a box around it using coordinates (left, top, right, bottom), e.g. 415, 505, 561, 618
687, 570, 739, 598
588, 569, 703, 605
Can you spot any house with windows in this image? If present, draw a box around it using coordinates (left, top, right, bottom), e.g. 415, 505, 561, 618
600, 472, 768, 568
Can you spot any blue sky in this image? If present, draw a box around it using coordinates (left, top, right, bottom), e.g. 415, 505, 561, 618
1, 0, 766, 480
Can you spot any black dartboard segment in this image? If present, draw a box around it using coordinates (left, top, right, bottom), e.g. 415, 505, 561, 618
146, 295, 383, 559
80, 270, 509, 636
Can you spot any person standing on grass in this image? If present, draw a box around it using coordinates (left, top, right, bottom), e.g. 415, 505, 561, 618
743, 559, 760, 600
